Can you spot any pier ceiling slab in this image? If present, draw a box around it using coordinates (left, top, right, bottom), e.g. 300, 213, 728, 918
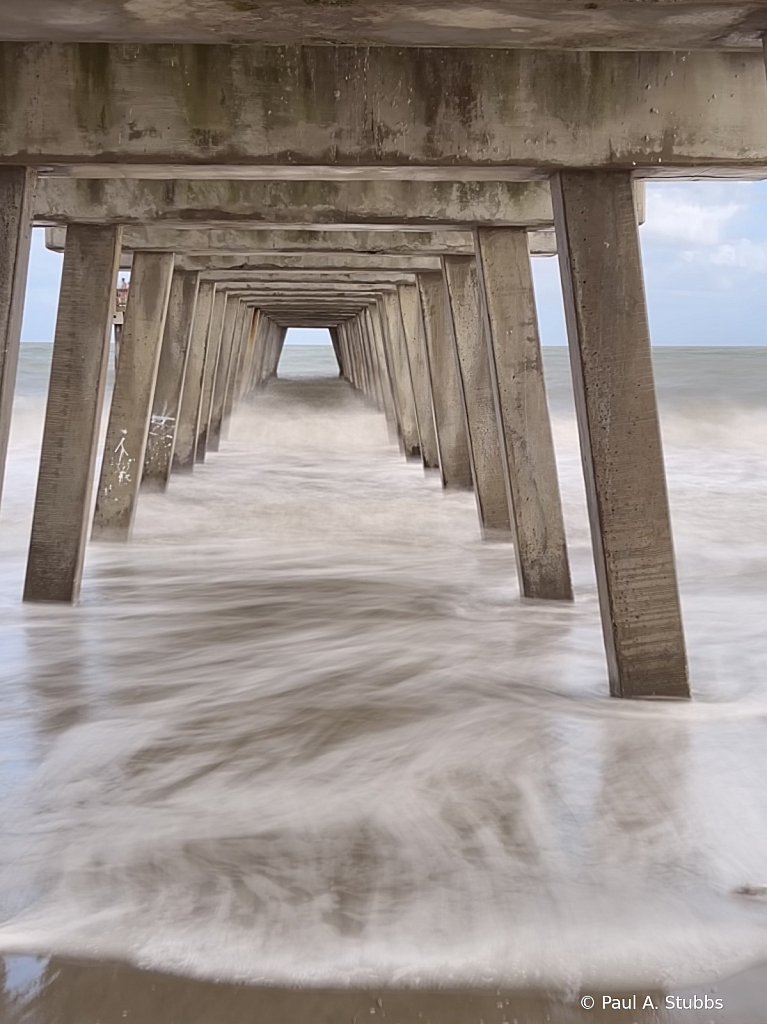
3, 45, 766, 173
0, 1, 765, 50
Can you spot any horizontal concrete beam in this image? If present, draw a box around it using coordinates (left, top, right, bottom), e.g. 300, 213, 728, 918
34, 178, 554, 228
45, 226, 557, 257
5, 45, 765, 174
1, 1, 763, 49
221, 284, 400, 295
201, 271, 420, 286
177, 254, 444, 274
112, 252, 444, 274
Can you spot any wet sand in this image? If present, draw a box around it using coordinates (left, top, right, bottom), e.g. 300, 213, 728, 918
1, 955, 765, 1024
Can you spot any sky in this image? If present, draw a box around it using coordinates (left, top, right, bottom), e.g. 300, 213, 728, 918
21, 180, 767, 347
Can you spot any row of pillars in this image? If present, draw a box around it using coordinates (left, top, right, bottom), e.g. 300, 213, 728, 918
0, 168, 688, 701
21, 227, 286, 604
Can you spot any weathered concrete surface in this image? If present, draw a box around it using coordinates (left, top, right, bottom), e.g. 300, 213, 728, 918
552, 170, 689, 699
187, 255, 445, 274
236, 308, 260, 400
34, 178, 553, 227
43, 226, 584, 261
398, 282, 438, 470
416, 272, 473, 490
5, 46, 766, 173
46, 227, 477, 256
142, 269, 200, 489
475, 228, 573, 600
1, 1, 764, 48
0, 166, 35, 510
221, 301, 250, 435
207, 296, 239, 452
92, 251, 174, 539
24, 225, 122, 603
196, 288, 226, 461
442, 256, 511, 541
382, 291, 421, 458
173, 281, 216, 473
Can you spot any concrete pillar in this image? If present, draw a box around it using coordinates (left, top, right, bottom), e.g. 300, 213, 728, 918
348, 321, 363, 392
207, 295, 238, 451
173, 280, 216, 473
398, 282, 439, 470
363, 306, 384, 409
329, 326, 343, 376
442, 255, 511, 540
339, 323, 353, 386
24, 224, 122, 603
368, 304, 391, 411
416, 272, 472, 489
221, 299, 249, 435
251, 313, 270, 389
142, 268, 200, 489
356, 316, 372, 398
92, 251, 175, 539
237, 308, 259, 398
382, 290, 421, 459
0, 167, 35, 510
474, 228, 573, 599
551, 170, 689, 699
196, 288, 226, 461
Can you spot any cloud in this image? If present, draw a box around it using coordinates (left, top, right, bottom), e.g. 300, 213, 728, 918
682, 239, 767, 274
643, 189, 742, 246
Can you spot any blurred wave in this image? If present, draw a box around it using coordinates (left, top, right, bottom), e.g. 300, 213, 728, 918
0, 346, 765, 989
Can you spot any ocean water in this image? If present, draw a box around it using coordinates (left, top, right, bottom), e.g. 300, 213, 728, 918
0, 345, 765, 997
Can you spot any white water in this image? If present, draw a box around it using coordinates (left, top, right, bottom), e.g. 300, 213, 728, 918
0, 346, 765, 990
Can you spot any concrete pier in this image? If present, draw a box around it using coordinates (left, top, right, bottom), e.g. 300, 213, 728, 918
398, 282, 439, 471
552, 171, 689, 698
6, 6, 754, 695
221, 300, 250, 437
0, 167, 35, 510
442, 256, 511, 540
207, 296, 238, 453
381, 291, 421, 459
143, 269, 200, 489
416, 272, 473, 490
24, 225, 122, 602
92, 251, 175, 539
474, 228, 573, 600
173, 281, 216, 473
196, 289, 227, 462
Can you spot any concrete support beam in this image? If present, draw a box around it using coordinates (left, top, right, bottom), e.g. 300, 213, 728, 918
207, 296, 239, 451
221, 300, 250, 434
416, 272, 472, 489
142, 269, 200, 489
2, 5, 758, 50
328, 326, 343, 378
381, 290, 420, 458
552, 170, 689, 699
237, 308, 260, 399
398, 282, 438, 470
45, 226, 557, 259
7, 46, 766, 173
475, 229, 572, 598
92, 251, 174, 539
0, 166, 35, 510
196, 288, 226, 461
188, 255, 444, 274
24, 224, 122, 603
442, 256, 511, 540
35, 178, 553, 227
173, 280, 216, 473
